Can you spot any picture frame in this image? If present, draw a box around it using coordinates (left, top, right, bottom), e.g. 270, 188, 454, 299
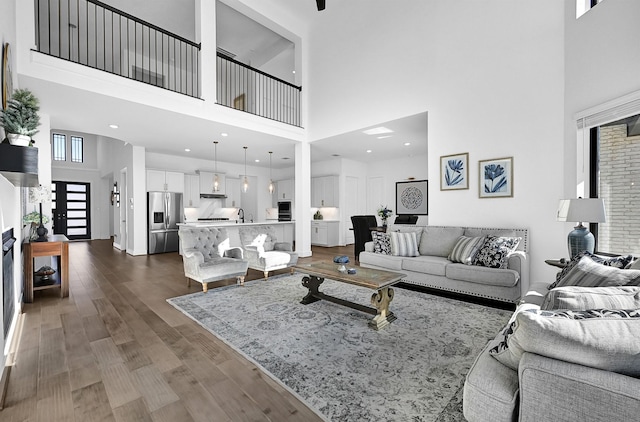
479, 157, 513, 198
396, 180, 428, 215
2, 43, 13, 110
440, 152, 469, 191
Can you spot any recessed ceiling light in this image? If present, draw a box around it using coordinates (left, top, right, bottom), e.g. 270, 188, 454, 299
292, 70, 296, 74
332, 153, 340, 157
366, 149, 372, 153
282, 157, 290, 160
255, 159, 260, 163
377, 135, 392, 139
221, 132, 228, 137
185, 148, 191, 152
404, 142, 411, 146
363, 126, 393, 135
109, 124, 118, 129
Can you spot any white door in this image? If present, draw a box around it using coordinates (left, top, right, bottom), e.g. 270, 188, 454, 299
119, 169, 127, 252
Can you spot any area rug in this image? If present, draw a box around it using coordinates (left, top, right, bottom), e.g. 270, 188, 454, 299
167, 274, 511, 421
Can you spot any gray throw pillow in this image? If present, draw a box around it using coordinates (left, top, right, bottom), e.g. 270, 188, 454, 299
489, 308, 640, 376
448, 235, 485, 264
553, 256, 640, 289
549, 251, 634, 290
541, 286, 640, 311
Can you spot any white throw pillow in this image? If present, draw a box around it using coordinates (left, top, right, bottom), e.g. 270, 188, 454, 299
389, 231, 419, 257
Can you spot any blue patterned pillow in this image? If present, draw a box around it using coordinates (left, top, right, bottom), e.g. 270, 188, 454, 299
472, 236, 521, 269
371, 231, 391, 255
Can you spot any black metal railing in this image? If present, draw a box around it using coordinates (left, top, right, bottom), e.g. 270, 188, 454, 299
217, 53, 302, 127
35, 0, 200, 97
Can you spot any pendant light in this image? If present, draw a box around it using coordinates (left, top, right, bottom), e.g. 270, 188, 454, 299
268, 151, 274, 194
213, 141, 219, 192
243, 146, 249, 193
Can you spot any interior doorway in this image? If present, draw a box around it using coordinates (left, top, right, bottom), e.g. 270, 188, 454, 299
52, 181, 91, 240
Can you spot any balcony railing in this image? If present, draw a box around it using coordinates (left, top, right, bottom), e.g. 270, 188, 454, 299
35, 0, 201, 97
217, 53, 302, 127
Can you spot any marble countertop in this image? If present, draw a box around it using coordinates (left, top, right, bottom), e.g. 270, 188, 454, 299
179, 220, 294, 227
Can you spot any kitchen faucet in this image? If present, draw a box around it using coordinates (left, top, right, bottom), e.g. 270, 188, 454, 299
238, 208, 245, 223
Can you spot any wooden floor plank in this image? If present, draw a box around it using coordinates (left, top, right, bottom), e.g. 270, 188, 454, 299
71, 381, 116, 422
2, 239, 336, 422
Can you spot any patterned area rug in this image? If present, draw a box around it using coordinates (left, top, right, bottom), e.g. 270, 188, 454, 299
167, 274, 511, 421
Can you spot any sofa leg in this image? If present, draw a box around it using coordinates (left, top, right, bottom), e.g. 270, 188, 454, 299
290, 267, 294, 275
186, 277, 191, 287
202, 282, 208, 293
263, 271, 269, 279
237, 276, 245, 286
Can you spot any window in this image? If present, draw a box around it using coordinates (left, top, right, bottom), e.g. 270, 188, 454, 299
576, 0, 605, 18
52, 133, 66, 161
589, 113, 640, 256
71, 136, 83, 163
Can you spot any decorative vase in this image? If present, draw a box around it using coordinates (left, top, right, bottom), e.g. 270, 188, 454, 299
7, 134, 31, 146
382, 219, 388, 227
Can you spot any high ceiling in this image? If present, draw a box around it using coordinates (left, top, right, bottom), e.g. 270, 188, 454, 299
26, 0, 427, 168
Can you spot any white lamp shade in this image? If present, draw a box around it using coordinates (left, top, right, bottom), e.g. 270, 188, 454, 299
557, 198, 606, 223
28, 185, 51, 203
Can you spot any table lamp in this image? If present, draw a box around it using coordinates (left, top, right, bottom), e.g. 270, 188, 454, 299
557, 198, 606, 259
28, 185, 52, 242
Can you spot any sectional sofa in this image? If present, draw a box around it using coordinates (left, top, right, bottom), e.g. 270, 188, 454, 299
359, 225, 530, 304
464, 253, 640, 422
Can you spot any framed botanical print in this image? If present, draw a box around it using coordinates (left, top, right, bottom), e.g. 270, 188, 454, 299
440, 152, 469, 190
396, 180, 428, 215
479, 157, 513, 198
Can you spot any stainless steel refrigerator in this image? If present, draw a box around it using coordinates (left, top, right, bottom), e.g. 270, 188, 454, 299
147, 192, 183, 254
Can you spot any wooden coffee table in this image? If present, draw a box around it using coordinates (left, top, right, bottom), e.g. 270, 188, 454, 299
294, 262, 406, 330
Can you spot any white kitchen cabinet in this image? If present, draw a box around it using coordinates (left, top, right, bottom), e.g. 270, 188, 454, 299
226, 177, 241, 208
147, 169, 184, 192
198, 171, 226, 195
311, 221, 339, 247
311, 175, 339, 207
183, 174, 200, 207
276, 179, 294, 201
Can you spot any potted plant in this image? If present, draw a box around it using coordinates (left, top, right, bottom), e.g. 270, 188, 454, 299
0, 88, 40, 146
377, 205, 393, 227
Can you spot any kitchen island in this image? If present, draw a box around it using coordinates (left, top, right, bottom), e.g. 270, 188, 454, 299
178, 221, 295, 250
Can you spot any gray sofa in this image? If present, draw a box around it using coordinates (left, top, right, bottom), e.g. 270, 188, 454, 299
359, 225, 530, 304
463, 280, 640, 422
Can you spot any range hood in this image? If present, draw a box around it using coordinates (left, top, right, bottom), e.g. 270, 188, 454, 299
200, 193, 227, 198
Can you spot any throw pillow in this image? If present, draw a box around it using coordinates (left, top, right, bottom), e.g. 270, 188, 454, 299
489, 308, 640, 376
472, 236, 521, 269
549, 251, 634, 290
541, 285, 640, 311
552, 256, 640, 289
448, 235, 485, 264
371, 231, 391, 255
389, 231, 419, 257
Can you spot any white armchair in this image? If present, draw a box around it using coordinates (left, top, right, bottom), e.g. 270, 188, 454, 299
179, 227, 249, 292
238, 225, 298, 279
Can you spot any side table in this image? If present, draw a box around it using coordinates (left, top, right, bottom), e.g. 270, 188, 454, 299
544, 258, 568, 269
23, 235, 69, 303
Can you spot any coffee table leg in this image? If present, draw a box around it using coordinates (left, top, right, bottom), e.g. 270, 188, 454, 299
300, 275, 324, 304
369, 287, 397, 330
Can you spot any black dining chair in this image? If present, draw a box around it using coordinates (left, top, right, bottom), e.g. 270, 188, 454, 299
351, 215, 378, 260
394, 215, 418, 224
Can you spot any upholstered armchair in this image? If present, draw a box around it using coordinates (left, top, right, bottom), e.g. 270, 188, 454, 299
238, 225, 298, 279
178, 227, 249, 292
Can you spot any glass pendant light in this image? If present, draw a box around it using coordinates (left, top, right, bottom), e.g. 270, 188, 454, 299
213, 141, 219, 192
243, 146, 249, 192
268, 151, 274, 194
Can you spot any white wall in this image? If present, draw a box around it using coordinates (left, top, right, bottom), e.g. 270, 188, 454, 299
306, 0, 566, 283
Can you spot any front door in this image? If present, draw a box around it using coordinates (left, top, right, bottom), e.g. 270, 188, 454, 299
52, 181, 91, 240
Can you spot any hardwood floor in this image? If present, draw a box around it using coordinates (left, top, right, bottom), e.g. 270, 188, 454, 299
2, 239, 356, 422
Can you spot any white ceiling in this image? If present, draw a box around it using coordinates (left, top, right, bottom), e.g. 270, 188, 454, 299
25, 0, 428, 169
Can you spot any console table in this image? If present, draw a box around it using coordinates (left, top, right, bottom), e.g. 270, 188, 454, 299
23, 235, 69, 303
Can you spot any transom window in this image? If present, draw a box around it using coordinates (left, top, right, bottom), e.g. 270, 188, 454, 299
51, 133, 84, 163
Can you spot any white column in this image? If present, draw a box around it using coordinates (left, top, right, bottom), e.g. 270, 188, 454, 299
295, 142, 311, 257
196, 0, 217, 102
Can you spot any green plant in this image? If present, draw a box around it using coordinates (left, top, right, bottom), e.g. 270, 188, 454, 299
22, 211, 49, 226
0, 88, 41, 137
